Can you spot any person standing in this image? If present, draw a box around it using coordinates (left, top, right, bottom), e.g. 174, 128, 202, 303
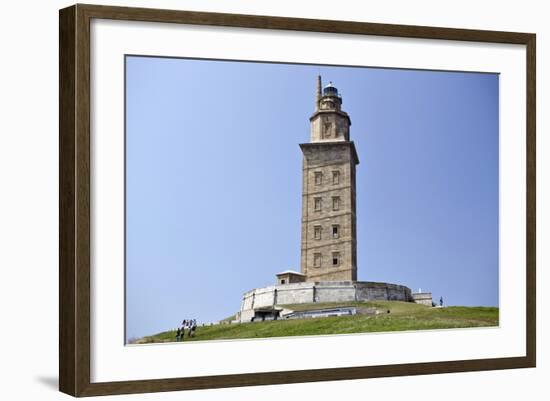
189, 319, 197, 338
181, 320, 187, 340
440, 296, 444, 307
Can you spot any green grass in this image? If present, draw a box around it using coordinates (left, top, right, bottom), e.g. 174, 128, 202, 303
133, 301, 499, 344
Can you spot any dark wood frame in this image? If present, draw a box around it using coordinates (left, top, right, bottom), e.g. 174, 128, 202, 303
59, 3, 536, 397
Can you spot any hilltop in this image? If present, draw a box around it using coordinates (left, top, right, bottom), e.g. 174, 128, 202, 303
132, 301, 498, 344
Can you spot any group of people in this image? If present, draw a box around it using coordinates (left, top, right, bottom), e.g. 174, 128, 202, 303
175, 319, 197, 341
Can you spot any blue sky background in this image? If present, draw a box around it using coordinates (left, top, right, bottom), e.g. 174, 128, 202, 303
125, 56, 499, 341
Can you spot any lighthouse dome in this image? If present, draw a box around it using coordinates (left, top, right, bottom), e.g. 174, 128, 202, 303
323, 82, 339, 96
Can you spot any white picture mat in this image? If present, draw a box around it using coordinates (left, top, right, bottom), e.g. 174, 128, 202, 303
90, 19, 526, 383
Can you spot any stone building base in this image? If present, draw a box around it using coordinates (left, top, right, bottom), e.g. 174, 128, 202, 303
237, 281, 414, 323
412, 292, 433, 306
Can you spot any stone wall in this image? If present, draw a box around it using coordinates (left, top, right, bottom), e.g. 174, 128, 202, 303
356, 282, 414, 302
412, 292, 433, 306
277, 284, 315, 305
238, 281, 414, 322
315, 282, 356, 303
300, 143, 359, 282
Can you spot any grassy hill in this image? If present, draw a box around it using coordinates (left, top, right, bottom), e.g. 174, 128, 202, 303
132, 301, 498, 344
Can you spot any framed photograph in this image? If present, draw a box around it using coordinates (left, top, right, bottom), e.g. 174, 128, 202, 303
59, 4, 536, 397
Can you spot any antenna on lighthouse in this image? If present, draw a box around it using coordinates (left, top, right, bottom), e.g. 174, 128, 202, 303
316, 75, 322, 111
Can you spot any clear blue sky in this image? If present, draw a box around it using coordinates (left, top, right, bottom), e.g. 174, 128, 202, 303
125, 56, 499, 340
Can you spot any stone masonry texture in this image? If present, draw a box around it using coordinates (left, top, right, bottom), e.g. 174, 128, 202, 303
300, 80, 359, 282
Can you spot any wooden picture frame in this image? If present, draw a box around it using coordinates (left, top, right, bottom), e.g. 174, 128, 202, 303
59, 3, 536, 397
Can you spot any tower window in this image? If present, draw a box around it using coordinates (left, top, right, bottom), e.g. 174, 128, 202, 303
314, 225, 322, 240
313, 253, 322, 267
332, 225, 339, 239
314, 171, 322, 185
323, 122, 332, 138
314, 197, 322, 211
332, 252, 340, 266
332, 170, 340, 185
332, 196, 341, 211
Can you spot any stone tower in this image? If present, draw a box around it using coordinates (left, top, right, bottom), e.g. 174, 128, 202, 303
300, 76, 359, 282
